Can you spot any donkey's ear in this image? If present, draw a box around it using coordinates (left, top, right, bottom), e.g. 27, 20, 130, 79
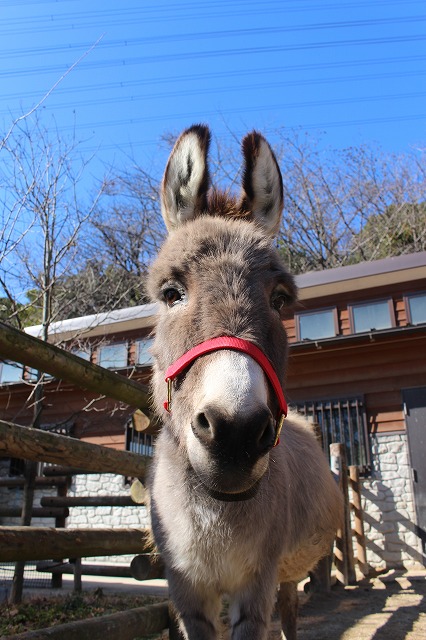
161, 124, 211, 231
240, 132, 283, 237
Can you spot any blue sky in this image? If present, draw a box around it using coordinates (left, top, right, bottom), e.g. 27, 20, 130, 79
1, 0, 426, 181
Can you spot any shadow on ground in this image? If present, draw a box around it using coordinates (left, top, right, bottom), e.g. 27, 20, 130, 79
296, 571, 425, 640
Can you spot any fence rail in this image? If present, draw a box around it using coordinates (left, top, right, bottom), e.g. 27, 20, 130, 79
0, 320, 150, 410
0, 420, 150, 480
0, 526, 151, 562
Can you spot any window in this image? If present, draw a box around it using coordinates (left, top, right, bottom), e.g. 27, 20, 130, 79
135, 338, 154, 367
71, 347, 91, 361
0, 360, 23, 384
296, 308, 338, 341
350, 299, 394, 333
295, 398, 370, 469
406, 292, 426, 325
98, 342, 128, 369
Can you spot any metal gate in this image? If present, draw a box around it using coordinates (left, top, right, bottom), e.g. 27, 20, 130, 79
403, 386, 426, 562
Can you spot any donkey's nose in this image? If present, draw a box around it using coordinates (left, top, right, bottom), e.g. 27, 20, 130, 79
192, 405, 275, 456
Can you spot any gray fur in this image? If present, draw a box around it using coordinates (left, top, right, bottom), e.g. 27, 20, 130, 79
147, 126, 342, 640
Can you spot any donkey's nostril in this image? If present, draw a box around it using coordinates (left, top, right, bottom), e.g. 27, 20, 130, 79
256, 413, 276, 453
196, 412, 210, 431
192, 410, 216, 446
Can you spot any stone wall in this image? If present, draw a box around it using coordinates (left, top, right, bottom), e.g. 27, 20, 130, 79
0, 460, 57, 527
360, 432, 423, 569
66, 472, 149, 563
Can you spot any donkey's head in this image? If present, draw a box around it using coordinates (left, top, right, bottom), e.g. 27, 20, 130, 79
148, 125, 297, 499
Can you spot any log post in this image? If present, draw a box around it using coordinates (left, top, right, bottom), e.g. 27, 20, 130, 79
0, 421, 150, 480
330, 443, 356, 585
130, 554, 165, 581
349, 465, 369, 577
51, 479, 69, 589
10, 460, 38, 604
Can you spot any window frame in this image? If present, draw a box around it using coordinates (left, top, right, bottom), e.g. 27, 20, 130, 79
404, 291, 426, 326
348, 298, 395, 334
295, 306, 339, 342
97, 341, 129, 370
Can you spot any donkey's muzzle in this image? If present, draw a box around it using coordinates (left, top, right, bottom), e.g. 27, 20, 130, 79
192, 404, 276, 461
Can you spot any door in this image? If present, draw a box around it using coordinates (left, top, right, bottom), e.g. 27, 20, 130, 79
403, 386, 426, 562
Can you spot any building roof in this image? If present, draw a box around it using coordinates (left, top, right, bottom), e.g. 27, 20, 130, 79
25, 303, 158, 342
25, 251, 426, 340
296, 250, 426, 300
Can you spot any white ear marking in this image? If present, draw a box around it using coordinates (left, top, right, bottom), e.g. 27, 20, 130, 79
240, 132, 283, 237
161, 125, 210, 231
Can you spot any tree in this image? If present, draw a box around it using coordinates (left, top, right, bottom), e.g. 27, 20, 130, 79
50, 162, 166, 320
0, 114, 104, 332
350, 203, 426, 261
272, 132, 426, 272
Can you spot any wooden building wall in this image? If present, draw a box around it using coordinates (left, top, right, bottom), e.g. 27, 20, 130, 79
284, 279, 426, 435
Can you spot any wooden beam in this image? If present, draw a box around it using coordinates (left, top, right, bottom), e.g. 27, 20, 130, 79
0, 507, 69, 519
0, 320, 150, 411
0, 421, 150, 479
36, 561, 133, 578
6, 602, 169, 640
0, 527, 151, 562
43, 466, 102, 476
41, 495, 138, 508
0, 476, 69, 488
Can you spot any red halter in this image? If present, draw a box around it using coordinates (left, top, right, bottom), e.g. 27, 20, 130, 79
163, 336, 287, 447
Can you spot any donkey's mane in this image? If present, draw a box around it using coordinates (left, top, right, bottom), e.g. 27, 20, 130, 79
205, 189, 250, 220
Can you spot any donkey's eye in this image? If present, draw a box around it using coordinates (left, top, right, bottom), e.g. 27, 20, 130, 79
271, 291, 290, 313
163, 287, 184, 307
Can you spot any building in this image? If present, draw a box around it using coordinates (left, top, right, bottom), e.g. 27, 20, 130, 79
1, 251, 426, 569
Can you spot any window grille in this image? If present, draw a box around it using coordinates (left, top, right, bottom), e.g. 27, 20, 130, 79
294, 397, 370, 470
125, 422, 154, 458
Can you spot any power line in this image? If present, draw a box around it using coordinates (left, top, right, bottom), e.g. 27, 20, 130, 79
3, 67, 425, 117
77, 113, 426, 154
52, 90, 426, 133
2, 33, 426, 79
2, 14, 426, 56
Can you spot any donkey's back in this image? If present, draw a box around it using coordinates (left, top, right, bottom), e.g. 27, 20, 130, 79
147, 125, 342, 640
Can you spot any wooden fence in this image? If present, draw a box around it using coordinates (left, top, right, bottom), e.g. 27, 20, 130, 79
0, 321, 173, 638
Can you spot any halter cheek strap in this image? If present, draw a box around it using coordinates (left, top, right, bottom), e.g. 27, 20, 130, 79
163, 336, 287, 447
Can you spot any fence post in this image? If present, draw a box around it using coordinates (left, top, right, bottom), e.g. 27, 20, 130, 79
51, 477, 69, 589
10, 460, 38, 604
330, 443, 356, 585
349, 465, 369, 577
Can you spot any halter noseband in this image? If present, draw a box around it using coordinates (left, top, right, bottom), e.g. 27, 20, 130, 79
163, 336, 287, 447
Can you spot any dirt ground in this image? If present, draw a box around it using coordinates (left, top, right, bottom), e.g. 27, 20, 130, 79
284, 570, 426, 640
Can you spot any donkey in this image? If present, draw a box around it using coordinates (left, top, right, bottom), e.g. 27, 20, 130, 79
147, 125, 342, 640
